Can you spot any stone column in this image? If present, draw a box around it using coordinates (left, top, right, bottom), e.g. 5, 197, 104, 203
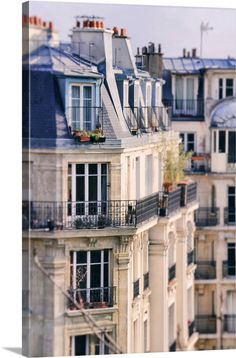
176, 230, 188, 350
149, 224, 169, 352
42, 240, 67, 357
116, 236, 132, 353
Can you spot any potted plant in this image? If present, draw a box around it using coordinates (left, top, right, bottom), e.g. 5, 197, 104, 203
73, 217, 86, 229
73, 130, 91, 142
47, 219, 55, 231
163, 144, 192, 193
97, 214, 107, 229
90, 129, 106, 143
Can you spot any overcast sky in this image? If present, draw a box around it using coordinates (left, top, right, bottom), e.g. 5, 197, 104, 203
29, 1, 236, 58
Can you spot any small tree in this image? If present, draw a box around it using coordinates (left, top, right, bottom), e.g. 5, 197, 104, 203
163, 144, 192, 190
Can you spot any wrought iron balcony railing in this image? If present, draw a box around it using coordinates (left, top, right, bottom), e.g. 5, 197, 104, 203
162, 99, 204, 118
178, 182, 197, 207
159, 187, 181, 217
66, 106, 103, 133
22, 194, 159, 231
222, 261, 236, 278
224, 208, 236, 225
195, 315, 217, 334
143, 272, 149, 291
195, 261, 216, 279
224, 315, 236, 333
67, 286, 116, 310
185, 154, 210, 173
188, 320, 195, 337
124, 106, 170, 133
169, 340, 176, 352
195, 207, 220, 227
168, 263, 176, 283
187, 250, 194, 266
133, 279, 140, 299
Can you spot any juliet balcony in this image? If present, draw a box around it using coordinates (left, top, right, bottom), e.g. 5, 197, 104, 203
195, 207, 220, 227
67, 286, 116, 310
124, 106, 170, 133
162, 99, 204, 120
195, 315, 217, 334
195, 260, 216, 280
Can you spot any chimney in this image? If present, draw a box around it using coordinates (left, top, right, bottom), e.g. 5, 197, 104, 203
192, 48, 197, 58
49, 21, 54, 31
148, 42, 155, 54
183, 48, 186, 58
142, 46, 147, 54
148, 43, 163, 78
120, 28, 127, 37
113, 26, 119, 35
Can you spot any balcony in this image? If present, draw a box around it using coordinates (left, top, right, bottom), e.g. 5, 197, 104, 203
67, 286, 116, 310
159, 187, 181, 217
143, 272, 149, 291
178, 181, 197, 207
195, 315, 217, 334
224, 315, 236, 333
186, 153, 210, 174
188, 320, 195, 337
224, 208, 236, 225
133, 279, 140, 299
187, 250, 194, 266
222, 261, 236, 278
124, 106, 170, 133
66, 106, 104, 134
169, 340, 176, 352
162, 99, 204, 119
195, 207, 220, 227
22, 194, 159, 231
168, 264, 176, 282
195, 261, 216, 279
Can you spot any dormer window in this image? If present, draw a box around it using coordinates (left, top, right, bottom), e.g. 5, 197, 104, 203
69, 84, 95, 131
174, 76, 197, 115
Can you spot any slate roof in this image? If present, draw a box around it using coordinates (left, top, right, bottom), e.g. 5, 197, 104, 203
163, 57, 236, 74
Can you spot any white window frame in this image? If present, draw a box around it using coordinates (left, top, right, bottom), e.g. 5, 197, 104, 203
68, 83, 95, 130
68, 163, 108, 217
71, 334, 108, 356
173, 75, 198, 115
218, 77, 234, 100
180, 132, 196, 152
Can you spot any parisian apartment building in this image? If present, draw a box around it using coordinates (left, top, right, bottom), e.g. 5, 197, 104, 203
137, 44, 236, 350
22, 13, 234, 357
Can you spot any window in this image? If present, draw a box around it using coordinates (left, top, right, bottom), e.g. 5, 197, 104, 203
218, 130, 226, 153
227, 243, 236, 276
70, 250, 110, 305
175, 76, 196, 114
228, 131, 236, 163
213, 131, 217, 153
218, 78, 234, 99
180, 132, 195, 152
69, 84, 95, 131
72, 334, 109, 356
67, 163, 108, 216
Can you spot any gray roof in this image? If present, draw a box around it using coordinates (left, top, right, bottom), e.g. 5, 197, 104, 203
211, 98, 236, 128
23, 45, 102, 77
163, 57, 236, 74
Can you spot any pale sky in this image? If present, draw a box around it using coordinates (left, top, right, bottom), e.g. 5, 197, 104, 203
28, 1, 236, 59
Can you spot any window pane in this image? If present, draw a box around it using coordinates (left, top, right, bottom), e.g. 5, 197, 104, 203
77, 251, 87, 264
90, 264, 101, 287
226, 78, 233, 87
104, 249, 109, 262
68, 176, 72, 201
219, 78, 223, 99
89, 176, 97, 202
76, 265, 87, 289
187, 133, 194, 142
104, 263, 108, 287
76, 176, 85, 201
226, 87, 233, 97
187, 142, 194, 151
219, 131, 226, 152
68, 163, 72, 175
91, 251, 101, 263
89, 164, 97, 175
213, 131, 216, 152
228, 187, 235, 195
101, 164, 107, 175
101, 175, 107, 202
76, 164, 85, 175
72, 86, 80, 99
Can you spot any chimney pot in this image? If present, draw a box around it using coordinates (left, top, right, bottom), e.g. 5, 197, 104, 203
158, 43, 162, 54
76, 20, 80, 28
43, 21, 47, 28
137, 47, 140, 55
120, 28, 127, 37
192, 48, 197, 58
38, 18, 42, 27
49, 21, 54, 31
96, 20, 100, 28
113, 26, 119, 35
33, 16, 38, 26
83, 20, 89, 28
100, 21, 104, 29
187, 51, 190, 58
183, 48, 186, 58
89, 20, 95, 28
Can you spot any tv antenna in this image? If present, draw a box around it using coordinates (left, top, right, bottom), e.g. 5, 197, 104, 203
200, 22, 213, 58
